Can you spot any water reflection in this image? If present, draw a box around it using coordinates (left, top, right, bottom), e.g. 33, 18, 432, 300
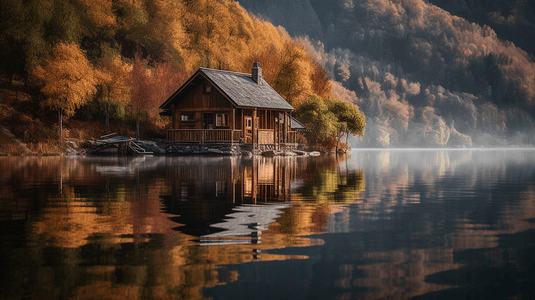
1, 150, 534, 300
0, 155, 356, 299
205, 150, 535, 300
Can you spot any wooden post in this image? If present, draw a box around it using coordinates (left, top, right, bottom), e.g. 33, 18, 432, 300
171, 104, 176, 129
231, 157, 236, 203
253, 109, 257, 152
243, 110, 247, 144
276, 112, 279, 151
232, 108, 236, 143
283, 112, 286, 144
269, 111, 278, 150
253, 157, 257, 204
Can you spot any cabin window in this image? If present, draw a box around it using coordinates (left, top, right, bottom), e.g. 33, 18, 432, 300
216, 113, 228, 127
245, 117, 252, 129
204, 84, 212, 93
181, 114, 195, 122
181, 186, 188, 200
216, 181, 226, 197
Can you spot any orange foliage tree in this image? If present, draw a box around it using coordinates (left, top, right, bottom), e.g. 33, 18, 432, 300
33, 42, 98, 141
245, 39, 331, 107
128, 56, 152, 139
310, 60, 332, 100
23, 0, 336, 141
127, 56, 190, 139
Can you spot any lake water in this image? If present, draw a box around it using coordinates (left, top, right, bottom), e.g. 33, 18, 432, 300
1, 150, 534, 300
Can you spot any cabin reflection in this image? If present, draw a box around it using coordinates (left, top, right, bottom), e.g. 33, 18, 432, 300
161, 156, 303, 237
167, 156, 298, 203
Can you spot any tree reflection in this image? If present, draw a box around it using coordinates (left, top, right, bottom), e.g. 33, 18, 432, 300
204, 150, 535, 300
0, 155, 363, 300
4, 151, 534, 299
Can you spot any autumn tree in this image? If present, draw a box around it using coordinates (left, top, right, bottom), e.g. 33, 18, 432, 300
310, 61, 332, 100
0, 0, 54, 82
272, 40, 315, 107
294, 96, 339, 147
96, 55, 130, 133
148, 62, 189, 115
128, 56, 152, 139
33, 42, 98, 141
127, 56, 186, 139
245, 43, 282, 86
147, 0, 188, 66
327, 99, 366, 153
2, 0, 360, 146
78, 0, 116, 28
246, 38, 318, 107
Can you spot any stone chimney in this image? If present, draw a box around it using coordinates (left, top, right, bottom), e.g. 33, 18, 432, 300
252, 62, 262, 84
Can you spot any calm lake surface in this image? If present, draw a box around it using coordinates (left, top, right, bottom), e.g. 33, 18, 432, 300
1, 150, 534, 300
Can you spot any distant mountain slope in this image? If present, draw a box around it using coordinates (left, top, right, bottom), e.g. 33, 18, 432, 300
426, 0, 535, 58
238, 0, 324, 41
236, 0, 535, 147
242, 0, 535, 58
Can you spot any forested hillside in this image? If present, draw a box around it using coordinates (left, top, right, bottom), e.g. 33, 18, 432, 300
2, 0, 533, 150
239, 0, 535, 147
427, 0, 535, 57
0, 0, 347, 153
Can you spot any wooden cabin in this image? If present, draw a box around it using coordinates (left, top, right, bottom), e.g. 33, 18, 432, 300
160, 63, 299, 148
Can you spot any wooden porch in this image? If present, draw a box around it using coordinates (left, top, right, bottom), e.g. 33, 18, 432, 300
166, 129, 299, 144
167, 129, 242, 143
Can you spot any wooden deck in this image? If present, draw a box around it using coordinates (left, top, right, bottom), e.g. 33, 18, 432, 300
167, 129, 242, 143
166, 129, 299, 144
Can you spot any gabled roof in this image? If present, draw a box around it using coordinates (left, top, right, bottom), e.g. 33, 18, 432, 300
290, 116, 306, 130
160, 67, 294, 111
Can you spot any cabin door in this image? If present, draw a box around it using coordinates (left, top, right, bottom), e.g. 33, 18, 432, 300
244, 117, 252, 143
203, 113, 214, 129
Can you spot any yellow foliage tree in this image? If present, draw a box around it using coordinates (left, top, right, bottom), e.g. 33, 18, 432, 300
127, 55, 152, 139
97, 56, 131, 132
78, 0, 116, 28
98, 56, 130, 106
31, 0, 335, 137
180, 0, 255, 70
146, 0, 190, 67
117, 0, 332, 110
33, 42, 98, 140
243, 23, 332, 106
264, 39, 315, 107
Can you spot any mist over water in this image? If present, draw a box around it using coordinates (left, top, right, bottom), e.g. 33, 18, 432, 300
1, 151, 534, 299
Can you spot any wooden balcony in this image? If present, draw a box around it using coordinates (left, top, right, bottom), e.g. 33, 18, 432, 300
167, 129, 242, 143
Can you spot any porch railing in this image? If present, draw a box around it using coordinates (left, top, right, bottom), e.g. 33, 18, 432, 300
166, 129, 301, 144
287, 131, 297, 144
167, 129, 242, 143
258, 129, 274, 145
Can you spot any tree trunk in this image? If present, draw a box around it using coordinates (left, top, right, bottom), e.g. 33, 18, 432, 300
345, 131, 350, 152
136, 114, 140, 141
106, 101, 110, 134
58, 109, 63, 143
106, 89, 111, 134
